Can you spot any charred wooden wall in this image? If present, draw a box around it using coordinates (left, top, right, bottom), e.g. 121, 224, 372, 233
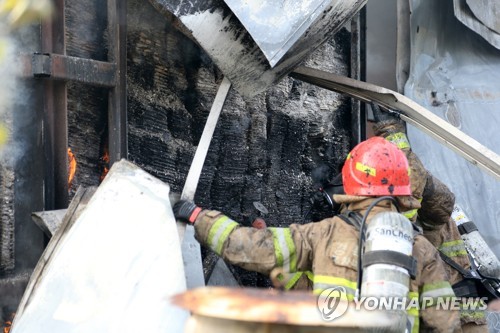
0, 3, 357, 320
127, 1, 354, 285
63, 0, 355, 243
0, 23, 46, 325
66, 1, 109, 196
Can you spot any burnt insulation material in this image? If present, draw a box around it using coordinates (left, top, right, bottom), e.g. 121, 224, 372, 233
0, 85, 14, 273
0, 166, 14, 273
127, 0, 353, 287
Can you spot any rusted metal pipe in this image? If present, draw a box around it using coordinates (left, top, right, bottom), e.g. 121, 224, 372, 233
173, 287, 406, 333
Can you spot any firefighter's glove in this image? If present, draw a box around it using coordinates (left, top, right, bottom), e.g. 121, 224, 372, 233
323, 183, 344, 198
310, 184, 341, 213
173, 200, 202, 224
372, 118, 406, 138
371, 103, 401, 123
322, 184, 343, 213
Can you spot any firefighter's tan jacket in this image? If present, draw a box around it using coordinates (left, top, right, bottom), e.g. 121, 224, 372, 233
374, 120, 487, 328
193, 196, 461, 333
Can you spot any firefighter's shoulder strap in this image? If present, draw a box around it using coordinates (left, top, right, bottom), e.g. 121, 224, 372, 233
438, 251, 478, 279
338, 211, 417, 279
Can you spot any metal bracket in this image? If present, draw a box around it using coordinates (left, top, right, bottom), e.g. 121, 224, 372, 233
28, 53, 117, 88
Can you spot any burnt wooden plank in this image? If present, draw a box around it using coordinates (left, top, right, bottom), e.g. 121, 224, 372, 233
66, 0, 109, 199
31, 54, 117, 87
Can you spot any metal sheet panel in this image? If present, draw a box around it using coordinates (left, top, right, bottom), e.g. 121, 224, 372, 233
148, 0, 367, 97
11, 160, 188, 333
406, 0, 500, 260
465, 0, 500, 33
290, 66, 500, 181
223, 0, 332, 67
453, 0, 500, 50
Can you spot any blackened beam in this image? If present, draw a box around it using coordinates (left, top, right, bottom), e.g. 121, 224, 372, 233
23, 53, 117, 88
41, 0, 68, 210
349, 9, 366, 145
107, 0, 128, 165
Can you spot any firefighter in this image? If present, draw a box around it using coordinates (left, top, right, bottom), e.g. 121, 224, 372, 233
174, 136, 461, 333
373, 118, 488, 332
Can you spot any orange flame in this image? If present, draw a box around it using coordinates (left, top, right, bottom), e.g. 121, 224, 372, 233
3, 320, 11, 333
2, 312, 14, 333
68, 148, 77, 188
100, 150, 110, 183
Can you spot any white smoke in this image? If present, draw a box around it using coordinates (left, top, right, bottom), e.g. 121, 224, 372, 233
0, 22, 19, 167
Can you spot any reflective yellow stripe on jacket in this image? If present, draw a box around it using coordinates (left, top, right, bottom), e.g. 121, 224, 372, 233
207, 216, 239, 255
283, 272, 304, 290
403, 198, 422, 221
407, 291, 419, 333
269, 228, 298, 274
312, 275, 357, 300
439, 239, 468, 258
420, 281, 455, 304
284, 271, 314, 290
386, 132, 411, 149
460, 298, 486, 322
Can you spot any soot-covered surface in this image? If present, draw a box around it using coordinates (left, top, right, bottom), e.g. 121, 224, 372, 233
127, 1, 354, 287
66, 0, 110, 198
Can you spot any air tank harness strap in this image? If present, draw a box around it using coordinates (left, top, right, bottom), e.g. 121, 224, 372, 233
438, 251, 482, 298
457, 221, 478, 235
363, 250, 417, 279
438, 251, 480, 280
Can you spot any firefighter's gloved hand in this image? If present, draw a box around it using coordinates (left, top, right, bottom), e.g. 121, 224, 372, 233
372, 118, 406, 138
310, 185, 339, 213
323, 183, 344, 198
252, 217, 267, 229
371, 103, 400, 123
322, 184, 344, 213
173, 200, 202, 224
371, 104, 406, 141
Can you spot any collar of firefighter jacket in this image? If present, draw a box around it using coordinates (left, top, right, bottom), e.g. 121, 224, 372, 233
334, 194, 398, 213
395, 195, 421, 212
333, 194, 420, 211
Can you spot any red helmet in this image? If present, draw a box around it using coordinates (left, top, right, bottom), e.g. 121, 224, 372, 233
342, 136, 411, 196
